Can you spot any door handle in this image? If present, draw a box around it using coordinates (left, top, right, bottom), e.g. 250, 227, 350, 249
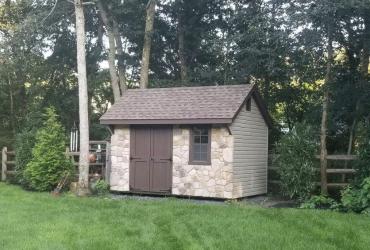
130, 156, 140, 160
160, 158, 172, 162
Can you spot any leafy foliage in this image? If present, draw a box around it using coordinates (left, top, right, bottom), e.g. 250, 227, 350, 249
300, 195, 339, 210
24, 108, 73, 191
341, 178, 370, 214
276, 123, 318, 201
303, 178, 370, 214
14, 111, 43, 187
354, 130, 370, 185
92, 179, 110, 196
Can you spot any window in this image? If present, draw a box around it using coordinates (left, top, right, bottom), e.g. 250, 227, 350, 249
189, 126, 211, 165
246, 98, 251, 111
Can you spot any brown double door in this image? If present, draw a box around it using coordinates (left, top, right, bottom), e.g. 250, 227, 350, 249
130, 126, 173, 193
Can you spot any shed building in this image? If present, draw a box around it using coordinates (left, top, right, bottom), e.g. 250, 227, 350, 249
100, 84, 272, 199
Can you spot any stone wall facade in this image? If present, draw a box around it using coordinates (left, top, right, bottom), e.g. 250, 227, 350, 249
172, 126, 234, 199
109, 126, 130, 192
109, 125, 235, 199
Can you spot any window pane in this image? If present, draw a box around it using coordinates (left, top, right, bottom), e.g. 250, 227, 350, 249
201, 136, 208, 144
200, 129, 208, 136
194, 135, 201, 143
193, 144, 201, 153
193, 152, 201, 161
200, 144, 208, 153
200, 152, 208, 161
193, 127, 201, 135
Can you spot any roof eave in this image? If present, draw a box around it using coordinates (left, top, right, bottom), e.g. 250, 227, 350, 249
100, 118, 233, 125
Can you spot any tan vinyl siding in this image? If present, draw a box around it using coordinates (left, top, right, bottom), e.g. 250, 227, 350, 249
231, 97, 268, 197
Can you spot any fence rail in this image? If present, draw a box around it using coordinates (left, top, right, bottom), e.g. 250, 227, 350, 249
268, 154, 358, 192
1, 141, 111, 183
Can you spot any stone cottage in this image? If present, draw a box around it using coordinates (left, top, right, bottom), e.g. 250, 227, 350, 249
100, 84, 272, 199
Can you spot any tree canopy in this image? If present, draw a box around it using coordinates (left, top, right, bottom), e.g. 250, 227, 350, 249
0, 0, 369, 155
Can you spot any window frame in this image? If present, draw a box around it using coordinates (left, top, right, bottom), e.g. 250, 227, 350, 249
189, 126, 212, 165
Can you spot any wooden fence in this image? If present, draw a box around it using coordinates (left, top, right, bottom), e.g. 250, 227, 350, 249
268, 154, 358, 192
1, 141, 111, 183
67, 141, 111, 183
1, 147, 16, 181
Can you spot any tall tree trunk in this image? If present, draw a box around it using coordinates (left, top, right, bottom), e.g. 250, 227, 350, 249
139, 0, 156, 89
8, 75, 15, 135
320, 24, 334, 195
320, 90, 329, 195
75, 0, 90, 196
113, 20, 127, 92
345, 15, 370, 167
97, 0, 121, 102
346, 116, 357, 164
178, 11, 188, 83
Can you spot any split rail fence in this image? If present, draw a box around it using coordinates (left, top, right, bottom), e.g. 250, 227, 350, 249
1, 147, 15, 181
268, 154, 358, 192
3, 144, 358, 193
1, 141, 111, 183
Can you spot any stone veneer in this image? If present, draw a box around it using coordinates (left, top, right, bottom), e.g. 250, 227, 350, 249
172, 126, 234, 199
109, 125, 234, 199
109, 125, 130, 192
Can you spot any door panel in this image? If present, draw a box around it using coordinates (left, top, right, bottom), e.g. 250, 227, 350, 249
130, 126, 172, 193
151, 127, 172, 192
130, 127, 151, 192
131, 161, 150, 191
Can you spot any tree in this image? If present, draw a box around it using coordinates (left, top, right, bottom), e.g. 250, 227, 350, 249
24, 108, 73, 191
139, 0, 156, 88
97, 0, 121, 102
74, 0, 90, 196
320, 25, 333, 195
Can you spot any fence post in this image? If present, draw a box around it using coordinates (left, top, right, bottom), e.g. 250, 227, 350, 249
2, 147, 7, 181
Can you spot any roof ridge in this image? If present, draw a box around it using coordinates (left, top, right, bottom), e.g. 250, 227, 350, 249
124, 84, 252, 92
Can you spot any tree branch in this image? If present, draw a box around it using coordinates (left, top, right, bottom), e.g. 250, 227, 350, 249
41, 0, 59, 24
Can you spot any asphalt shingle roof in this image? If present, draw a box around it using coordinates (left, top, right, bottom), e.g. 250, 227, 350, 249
100, 84, 258, 125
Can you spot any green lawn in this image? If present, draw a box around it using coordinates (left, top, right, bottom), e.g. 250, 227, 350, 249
0, 183, 369, 250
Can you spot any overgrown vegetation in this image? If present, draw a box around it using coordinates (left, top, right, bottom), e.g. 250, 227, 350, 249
91, 179, 110, 196
276, 123, 318, 201
14, 111, 43, 187
300, 195, 339, 210
354, 130, 370, 185
340, 178, 370, 214
24, 108, 73, 191
301, 178, 370, 214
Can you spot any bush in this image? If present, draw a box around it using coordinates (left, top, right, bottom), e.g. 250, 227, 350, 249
354, 139, 370, 186
276, 123, 318, 201
24, 107, 73, 191
300, 195, 339, 210
341, 177, 370, 214
15, 111, 43, 188
92, 180, 110, 196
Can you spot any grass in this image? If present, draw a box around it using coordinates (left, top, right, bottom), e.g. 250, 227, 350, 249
0, 183, 369, 250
